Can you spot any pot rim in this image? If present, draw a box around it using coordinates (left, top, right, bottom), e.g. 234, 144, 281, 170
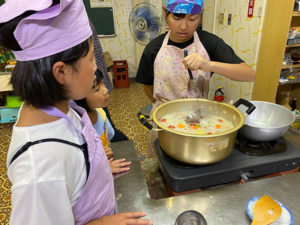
244, 101, 296, 129
152, 98, 245, 137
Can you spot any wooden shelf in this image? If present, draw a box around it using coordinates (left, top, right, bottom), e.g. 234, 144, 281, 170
286, 44, 300, 48
282, 64, 300, 69
293, 11, 300, 17
279, 80, 300, 85
252, 0, 295, 102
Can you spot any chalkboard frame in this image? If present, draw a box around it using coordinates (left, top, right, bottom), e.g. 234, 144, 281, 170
83, 0, 116, 37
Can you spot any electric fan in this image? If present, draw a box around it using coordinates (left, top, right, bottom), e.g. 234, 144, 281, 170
129, 3, 162, 46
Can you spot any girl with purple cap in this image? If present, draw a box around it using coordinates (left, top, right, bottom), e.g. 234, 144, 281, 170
0, 0, 152, 225
136, 0, 256, 109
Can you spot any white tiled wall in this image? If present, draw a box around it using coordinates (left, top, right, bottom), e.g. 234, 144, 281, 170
99, 0, 136, 77
99, 0, 164, 77
99, 0, 265, 101
203, 0, 266, 101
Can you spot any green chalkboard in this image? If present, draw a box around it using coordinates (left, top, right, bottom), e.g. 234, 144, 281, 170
0, 0, 5, 6
83, 0, 115, 36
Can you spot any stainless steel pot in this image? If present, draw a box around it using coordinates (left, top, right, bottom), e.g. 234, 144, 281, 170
238, 101, 295, 142
139, 98, 255, 165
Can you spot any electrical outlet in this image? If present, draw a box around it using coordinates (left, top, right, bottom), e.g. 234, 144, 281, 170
257, 7, 263, 17
219, 13, 224, 24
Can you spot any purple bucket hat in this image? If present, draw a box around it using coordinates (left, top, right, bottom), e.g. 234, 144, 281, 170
0, 0, 92, 61
166, 0, 204, 14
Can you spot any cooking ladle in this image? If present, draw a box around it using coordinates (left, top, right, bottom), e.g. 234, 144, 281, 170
184, 50, 193, 80
184, 108, 202, 123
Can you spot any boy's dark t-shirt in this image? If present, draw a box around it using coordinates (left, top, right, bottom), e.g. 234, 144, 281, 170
136, 28, 243, 85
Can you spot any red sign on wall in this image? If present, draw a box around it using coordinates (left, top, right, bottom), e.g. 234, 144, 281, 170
248, 0, 255, 18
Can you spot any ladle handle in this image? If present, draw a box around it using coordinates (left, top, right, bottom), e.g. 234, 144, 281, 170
233, 98, 256, 116
184, 50, 193, 80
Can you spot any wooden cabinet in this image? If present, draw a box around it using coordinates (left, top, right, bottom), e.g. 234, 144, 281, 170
278, 11, 300, 110
252, 0, 299, 109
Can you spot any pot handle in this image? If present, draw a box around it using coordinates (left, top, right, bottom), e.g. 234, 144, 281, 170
233, 98, 256, 116
137, 112, 164, 132
137, 112, 153, 130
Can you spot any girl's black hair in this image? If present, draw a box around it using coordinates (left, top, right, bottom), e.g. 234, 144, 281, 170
74, 69, 104, 112
0, 9, 91, 108
94, 68, 104, 85
166, 12, 186, 18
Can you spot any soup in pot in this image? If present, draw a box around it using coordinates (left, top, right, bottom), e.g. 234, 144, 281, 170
160, 111, 234, 135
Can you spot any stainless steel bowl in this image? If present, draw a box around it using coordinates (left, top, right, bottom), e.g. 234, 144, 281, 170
238, 101, 295, 142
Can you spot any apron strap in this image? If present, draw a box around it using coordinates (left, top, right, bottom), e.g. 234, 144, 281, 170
41, 100, 85, 136
9, 138, 90, 179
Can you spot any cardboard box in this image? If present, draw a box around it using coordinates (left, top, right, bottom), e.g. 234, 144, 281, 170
0, 73, 13, 92
107, 71, 113, 85
104, 51, 113, 68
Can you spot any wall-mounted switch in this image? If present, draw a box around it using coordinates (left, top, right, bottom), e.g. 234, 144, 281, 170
227, 13, 232, 25
219, 13, 224, 24
257, 7, 263, 17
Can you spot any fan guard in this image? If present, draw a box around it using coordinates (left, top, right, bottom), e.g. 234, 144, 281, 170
129, 3, 161, 45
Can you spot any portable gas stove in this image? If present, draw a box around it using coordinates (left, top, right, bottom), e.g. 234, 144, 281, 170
154, 136, 300, 192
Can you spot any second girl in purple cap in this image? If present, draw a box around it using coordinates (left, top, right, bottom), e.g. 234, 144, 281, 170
136, 0, 256, 110
0, 0, 152, 224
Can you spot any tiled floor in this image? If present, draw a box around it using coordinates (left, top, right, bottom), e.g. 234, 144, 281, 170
106, 81, 168, 199
0, 123, 13, 225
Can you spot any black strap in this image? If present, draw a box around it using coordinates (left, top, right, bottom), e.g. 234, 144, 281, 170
9, 138, 90, 179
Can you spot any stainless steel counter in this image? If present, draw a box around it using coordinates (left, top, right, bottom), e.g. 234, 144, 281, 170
112, 138, 300, 225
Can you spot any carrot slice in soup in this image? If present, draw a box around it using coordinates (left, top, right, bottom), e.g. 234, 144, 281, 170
177, 123, 186, 128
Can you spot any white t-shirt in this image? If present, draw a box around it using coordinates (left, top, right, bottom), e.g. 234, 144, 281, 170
7, 107, 87, 225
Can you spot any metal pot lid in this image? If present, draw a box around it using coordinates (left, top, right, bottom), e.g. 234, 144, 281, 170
175, 210, 207, 225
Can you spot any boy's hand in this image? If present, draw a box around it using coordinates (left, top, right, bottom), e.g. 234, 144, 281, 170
104, 146, 113, 159
109, 158, 131, 174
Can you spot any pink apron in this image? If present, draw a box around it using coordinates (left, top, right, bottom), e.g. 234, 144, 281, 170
42, 100, 115, 225
153, 31, 211, 110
